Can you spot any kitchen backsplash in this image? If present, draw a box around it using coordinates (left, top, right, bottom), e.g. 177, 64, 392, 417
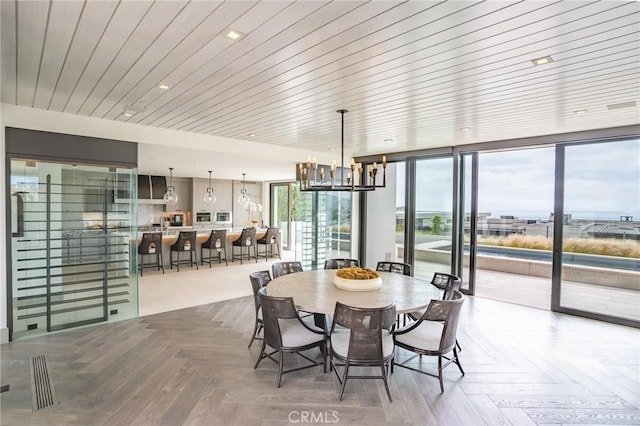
139, 204, 165, 226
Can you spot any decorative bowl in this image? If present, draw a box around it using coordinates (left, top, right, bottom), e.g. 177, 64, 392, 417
333, 275, 382, 291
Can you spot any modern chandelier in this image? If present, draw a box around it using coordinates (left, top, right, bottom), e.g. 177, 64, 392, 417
297, 109, 386, 192
202, 170, 216, 205
163, 167, 179, 205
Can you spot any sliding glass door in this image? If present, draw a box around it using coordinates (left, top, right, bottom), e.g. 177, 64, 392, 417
556, 139, 640, 324
412, 157, 454, 281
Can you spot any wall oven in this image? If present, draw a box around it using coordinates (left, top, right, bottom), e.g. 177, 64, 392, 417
215, 210, 232, 225
195, 211, 212, 224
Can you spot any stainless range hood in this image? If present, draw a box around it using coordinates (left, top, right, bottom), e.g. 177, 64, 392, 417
113, 174, 168, 204
137, 175, 167, 204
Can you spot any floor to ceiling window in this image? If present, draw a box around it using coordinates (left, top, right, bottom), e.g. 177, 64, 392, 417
271, 183, 294, 250
412, 157, 454, 282
368, 132, 638, 328
272, 182, 352, 269
472, 147, 556, 309
556, 139, 640, 324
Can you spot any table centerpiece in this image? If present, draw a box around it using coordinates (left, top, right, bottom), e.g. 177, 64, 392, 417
333, 266, 382, 291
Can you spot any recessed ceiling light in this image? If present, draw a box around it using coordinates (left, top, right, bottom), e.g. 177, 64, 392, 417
247, 133, 255, 137
384, 138, 394, 143
607, 101, 636, 110
531, 55, 554, 66
123, 111, 134, 117
226, 29, 244, 41
573, 109, 588, 115
158, 84, 170, 90
460, 127, 471, 132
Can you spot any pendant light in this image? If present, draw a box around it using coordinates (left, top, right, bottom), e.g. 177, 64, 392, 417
237, 172, 251, 204
202, 170, 216, 205
163, 167, 179, 205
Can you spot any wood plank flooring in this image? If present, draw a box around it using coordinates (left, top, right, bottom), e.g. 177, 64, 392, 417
1, 293, 639, 425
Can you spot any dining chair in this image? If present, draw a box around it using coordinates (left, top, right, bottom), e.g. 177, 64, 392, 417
272, 261, 303, 278
409, 272, 463, 352
200, 229, 228, 267
376, 261, 412, 326
138, 232, 164, 275
254, 288, 327, 387
248, 270, 271, 348
324, 258, 359, 269
169, 231, 198, 271
394, 290, 465, 393
375, 261, 412, 276
329, 301, 396, 401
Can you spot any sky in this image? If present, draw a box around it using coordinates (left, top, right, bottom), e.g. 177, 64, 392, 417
396, 139, 640, 220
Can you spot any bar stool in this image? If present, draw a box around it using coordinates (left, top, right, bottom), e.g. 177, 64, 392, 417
257, 227, 281, 261
201, 229, 228, 267
138, 232, 164, 276
170, 231, 198, 271
232, 227, 257, 264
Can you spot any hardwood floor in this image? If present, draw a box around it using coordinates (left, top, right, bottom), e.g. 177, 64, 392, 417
2, 292, 639, 425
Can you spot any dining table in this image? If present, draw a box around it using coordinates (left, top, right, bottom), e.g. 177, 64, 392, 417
266, 269, 442, 315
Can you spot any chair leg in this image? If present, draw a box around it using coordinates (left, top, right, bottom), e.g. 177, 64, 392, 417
248, 319, 260, 348
438, 355, 444, 393
453, 347, 465, 375
159, 253, 164, 273
277, 351, 284, 388
381, 362, 392, 402
254, 341, 267, 369
338, 362, 350, 401
456, 339, 462, 352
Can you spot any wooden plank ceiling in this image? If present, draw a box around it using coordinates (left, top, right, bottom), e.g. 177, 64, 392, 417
2, 0, 639, 160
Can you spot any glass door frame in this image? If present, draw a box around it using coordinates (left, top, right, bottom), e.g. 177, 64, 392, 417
270, 182, 293, 250
552, 140, 639, 328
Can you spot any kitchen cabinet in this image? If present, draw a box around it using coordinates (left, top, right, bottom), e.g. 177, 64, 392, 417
192, 178, 232, 214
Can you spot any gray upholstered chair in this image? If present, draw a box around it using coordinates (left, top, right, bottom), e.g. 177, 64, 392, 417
376, 261, 412, 276
248, 270, 272, 348
376, 261, 412, 326
329, 301, 396, 401
254, 288, 327, 387
272, 261, 303, 278
394, 290, 465, 392
324, 258, 359, 269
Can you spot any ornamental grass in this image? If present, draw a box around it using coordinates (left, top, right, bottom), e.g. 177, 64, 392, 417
478, 234, 640, 259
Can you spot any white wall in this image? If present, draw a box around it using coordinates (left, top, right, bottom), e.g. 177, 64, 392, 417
363, 163, 398, 269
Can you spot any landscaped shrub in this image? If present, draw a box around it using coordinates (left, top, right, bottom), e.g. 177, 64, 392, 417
478, 234, 640, 258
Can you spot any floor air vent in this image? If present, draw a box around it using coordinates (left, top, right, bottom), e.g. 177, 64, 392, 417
29, 354, 58, 411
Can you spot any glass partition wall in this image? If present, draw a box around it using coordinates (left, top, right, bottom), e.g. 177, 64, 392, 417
9, 159, 138, 340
